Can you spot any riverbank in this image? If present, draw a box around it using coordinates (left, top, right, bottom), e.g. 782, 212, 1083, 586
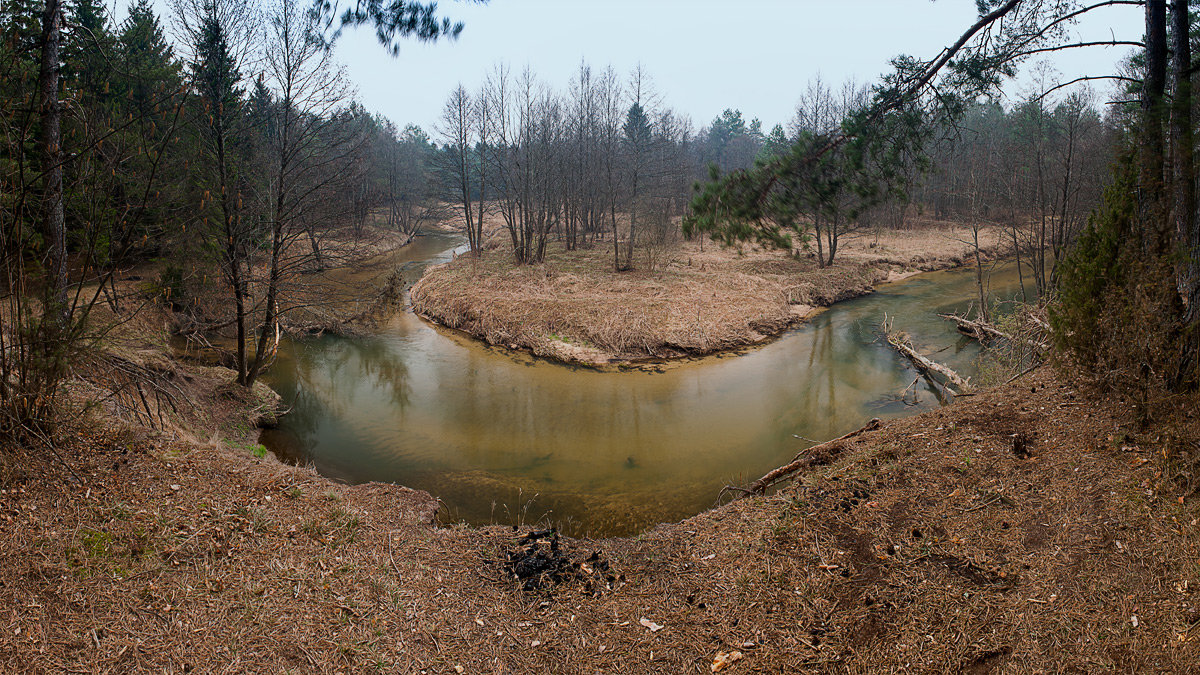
3, 367, 1198, 672
412, 224, 1007, 365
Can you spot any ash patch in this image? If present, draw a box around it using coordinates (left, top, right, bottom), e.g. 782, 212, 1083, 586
499, 529, 616, 593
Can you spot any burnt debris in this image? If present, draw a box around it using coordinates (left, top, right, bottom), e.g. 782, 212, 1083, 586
500, 528, 615, 593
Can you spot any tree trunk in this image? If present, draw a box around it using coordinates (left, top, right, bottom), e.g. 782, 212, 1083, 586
814, 214, 826, 268
1171, 0, 1199, 379
973, 226, 990, 323
826, 219, 838, 266
886, 330, 972, 393
39, 0, 68, 328
625, 169, 637, 271
1142, 0, 1169, 253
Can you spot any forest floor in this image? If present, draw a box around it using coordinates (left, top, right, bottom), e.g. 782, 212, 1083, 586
412, 221, 1007, 365
2, 367, 1199, 673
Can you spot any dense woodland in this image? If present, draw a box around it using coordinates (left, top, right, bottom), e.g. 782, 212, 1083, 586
0, 0, 1197, 445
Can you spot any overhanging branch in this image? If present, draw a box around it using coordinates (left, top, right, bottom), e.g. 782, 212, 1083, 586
1033, 74, 1141, 102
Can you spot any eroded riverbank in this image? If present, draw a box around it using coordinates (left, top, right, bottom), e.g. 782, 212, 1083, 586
411, 225, 1007, 366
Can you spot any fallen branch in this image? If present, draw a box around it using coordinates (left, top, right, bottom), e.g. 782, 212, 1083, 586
937, 312, 1049, 352
1003, 362, 1042, 385
741, 418, 883, 497
885, 329, 972, 394
937, 312, 1011, 341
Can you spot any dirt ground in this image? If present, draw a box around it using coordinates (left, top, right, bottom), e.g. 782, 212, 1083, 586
411, 222, 1006, 365
2, 366, 1199, 673
4, 221, 1198, 673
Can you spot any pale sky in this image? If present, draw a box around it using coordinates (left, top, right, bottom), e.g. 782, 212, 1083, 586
135, 0, 1142, 134
328, 0, 1142, 134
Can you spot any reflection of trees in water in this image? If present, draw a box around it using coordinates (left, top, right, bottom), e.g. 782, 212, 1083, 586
269, 336, 413, 468
264, 347, 339, 461
344, 337, 412, 409
261, 385, 324, 462
796, 315, 837, 434
426, 356, 658, 465
293, 336, 413, 412
285, 387, 324, 443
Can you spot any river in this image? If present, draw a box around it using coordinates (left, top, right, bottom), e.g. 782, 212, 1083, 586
260, 232, 1025, 536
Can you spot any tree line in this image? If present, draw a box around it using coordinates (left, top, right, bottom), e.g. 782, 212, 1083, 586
433, 62, 771, 270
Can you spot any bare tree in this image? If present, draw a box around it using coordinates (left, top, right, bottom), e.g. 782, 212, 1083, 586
384, 124, 446, 242
485, 65, 564, 264
243, 0, 358, 386
788, 77, 871, 267
595, 66, 624, 268
437, 84, 488, 254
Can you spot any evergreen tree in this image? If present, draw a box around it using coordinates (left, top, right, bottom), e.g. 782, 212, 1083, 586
182, 0, 256, 384
63, 0, 114, 104
702, 108, 760, 170
620, 100, 652, 270
118, 0, 181, 115
191, 3, 243, 124
0, 0, 43, 56
756, 124, 789, 164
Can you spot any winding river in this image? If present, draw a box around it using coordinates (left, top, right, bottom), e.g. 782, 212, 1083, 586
260, 233, 1025, 536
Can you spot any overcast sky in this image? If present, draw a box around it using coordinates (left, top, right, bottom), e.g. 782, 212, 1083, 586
146, 0, 1143, 134
326, 0, 1141, 135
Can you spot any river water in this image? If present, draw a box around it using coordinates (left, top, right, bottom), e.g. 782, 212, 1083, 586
260, 233, 1024, 536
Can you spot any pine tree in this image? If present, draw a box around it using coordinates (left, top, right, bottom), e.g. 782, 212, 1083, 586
619, 101, 652, 270
184, 0, 254, 384
118, 0, 180, 116
756, 124, 789, 164
0, 0, 43, 56
63, 0, 114, 105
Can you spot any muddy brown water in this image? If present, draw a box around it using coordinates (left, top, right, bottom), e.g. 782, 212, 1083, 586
260, 233, 1027, 536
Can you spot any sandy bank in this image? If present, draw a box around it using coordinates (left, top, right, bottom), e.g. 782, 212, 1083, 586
411, 225, 1006, 366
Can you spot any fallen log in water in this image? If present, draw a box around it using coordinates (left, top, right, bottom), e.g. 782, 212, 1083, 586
882, 318, 972, 394
936, 312, 1049, 352
937, 312, 1009, 341
739, 418, 883, 497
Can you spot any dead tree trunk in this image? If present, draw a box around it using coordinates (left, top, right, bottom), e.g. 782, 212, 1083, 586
938, 312, 1010, 341
884, 322, 971, 393
937, 312, 1050, 352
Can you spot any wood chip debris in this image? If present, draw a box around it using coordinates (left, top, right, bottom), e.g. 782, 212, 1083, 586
639, 617, 663, 632
711, 650, 744, 671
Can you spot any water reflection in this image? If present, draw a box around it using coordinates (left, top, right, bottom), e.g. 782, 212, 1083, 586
263, 236, 1025, 536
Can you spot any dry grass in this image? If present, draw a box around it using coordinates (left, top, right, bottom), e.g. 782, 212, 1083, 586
2, 368, 1198, 672
412, 223, 1006, 364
